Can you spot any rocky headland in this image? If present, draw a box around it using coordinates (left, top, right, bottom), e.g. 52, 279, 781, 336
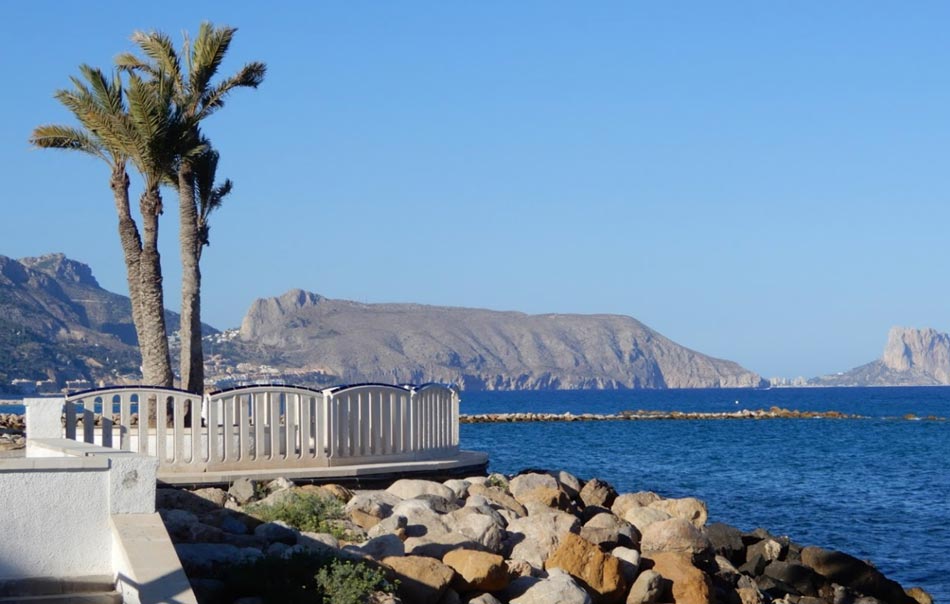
812, 327, 950, 387
159, 472, 933, 604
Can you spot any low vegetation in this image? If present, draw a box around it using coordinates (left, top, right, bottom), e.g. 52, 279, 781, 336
246, 491, 354, 540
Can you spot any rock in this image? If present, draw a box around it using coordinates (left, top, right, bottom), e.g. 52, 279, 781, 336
449, 510, 506, 554
509, 473, 572, 510
906, 587, 934, 604
442, 549, 509, 592
505, 559, 537, 580
367, 514, 409, 541
746, 538, 784, 564
611, 546, 641, 585
157, 488, 221, 514
622, 506, 672, 534
199, 509, 255, 535
648, 551, 713, 604
265, 542, 290, 557
712, 555, 741, 585
384, 555, 456, 604
296, 483, 353, 502
296, 531, 340, 555
611, 492, 657, 519
485, 473, 509, 489
468, 483, 528, 517
801, 546, 916, 604
192, 487, 229, 508
266, 477, 295, 492
392, 499, 453, 538
467, 594, 503, 604
416, 494, 462, 514
405, 532, 478, 559
345, 534, 405, 560
443, 479, 471, 500
545, 532, 627, 604
504, 510, 581, 567
626, 569, 665, 604
438, 588, 462, 604
580, 478, 618, 508
738, 555, 768, 577
228, 478, 257, 505
581, 512, 640, 551
253, 521, 298, 544
346, 491, 402, 530
554, 470, 583, 499
388, 478, 458, 502
763, 560, 819, 597
640, 518, 711, 556
736, 586, 765, 604
255, 488, 297, 508
174, 543, 263, 577
509, 568, 593, 604
648, 497, 708, 528
705, 523, 745, 563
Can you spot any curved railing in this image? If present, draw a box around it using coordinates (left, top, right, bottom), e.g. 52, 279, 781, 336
63, 383, 460, 474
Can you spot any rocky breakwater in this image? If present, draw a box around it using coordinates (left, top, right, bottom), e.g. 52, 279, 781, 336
461, 407, 865, 424
158, 472, 932, 604
0, 413, 25, 452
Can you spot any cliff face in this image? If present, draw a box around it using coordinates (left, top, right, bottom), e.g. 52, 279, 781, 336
811, 326, 950, 387
239, 289, 766, 390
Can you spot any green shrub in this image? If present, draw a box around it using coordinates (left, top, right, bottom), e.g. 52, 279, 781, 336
315, 559, 394, 604
246, 491, 348, 536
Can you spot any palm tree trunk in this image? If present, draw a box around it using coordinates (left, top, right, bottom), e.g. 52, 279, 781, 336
178, 163, 205, 394
110, 166, 147, 362
138, 188, 174, 387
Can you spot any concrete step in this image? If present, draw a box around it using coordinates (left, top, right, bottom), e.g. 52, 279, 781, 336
0, 592, 122, 604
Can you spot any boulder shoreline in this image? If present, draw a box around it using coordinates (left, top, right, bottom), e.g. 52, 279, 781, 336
160, 470, 935, 604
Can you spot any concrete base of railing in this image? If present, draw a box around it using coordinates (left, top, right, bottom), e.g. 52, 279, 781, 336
157, 449, 489, 486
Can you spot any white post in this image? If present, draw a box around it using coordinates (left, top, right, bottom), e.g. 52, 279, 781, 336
25, 397, 64, 440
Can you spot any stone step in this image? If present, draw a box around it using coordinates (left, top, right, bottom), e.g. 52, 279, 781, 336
0, 592, 122, 604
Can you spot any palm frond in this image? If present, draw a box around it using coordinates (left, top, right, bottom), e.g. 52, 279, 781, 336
130, 30, 183, 95
30, 124, 108, 161
189, 23, 237, 100
196, 61, 266, 120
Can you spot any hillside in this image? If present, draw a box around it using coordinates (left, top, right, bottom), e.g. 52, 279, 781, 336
236, 289, 767, 390
811, 326, 950, 386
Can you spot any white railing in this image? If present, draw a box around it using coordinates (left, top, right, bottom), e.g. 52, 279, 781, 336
63, 383, 460, 475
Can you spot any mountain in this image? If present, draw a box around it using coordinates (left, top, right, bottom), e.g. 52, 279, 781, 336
811, 327, 950, 386
236, 289, 767, 390
0, 253, 213, 389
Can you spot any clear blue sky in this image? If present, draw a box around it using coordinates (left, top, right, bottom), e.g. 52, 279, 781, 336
2, 2, 948, 379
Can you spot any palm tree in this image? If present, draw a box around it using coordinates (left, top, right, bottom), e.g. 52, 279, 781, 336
118, 23, 265, 394
30, 65, 178, 387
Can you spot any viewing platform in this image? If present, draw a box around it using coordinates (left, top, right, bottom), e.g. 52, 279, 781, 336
27, 383, 488, 486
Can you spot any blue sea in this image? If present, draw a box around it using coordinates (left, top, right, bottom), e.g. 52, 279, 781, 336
458, 387, 949, 602
3, 386, 947, 599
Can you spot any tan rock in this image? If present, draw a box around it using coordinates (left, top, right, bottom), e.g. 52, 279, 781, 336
736, 586, 764, 604
648, 497, 708, 528
468, 483, 528, 517
545, 532, 627, 604
504, 510, 580, 567
611, 492, 661, 519
442, 549, 509, 592
907, 587, 934, 604
622, 506, 672, 534
640, 518, 711, 555
580, 478, 618, 508
383, 555, 456, 604
318, 483, 354, 502
648, 552, 713, 604
626, 569, 665, 604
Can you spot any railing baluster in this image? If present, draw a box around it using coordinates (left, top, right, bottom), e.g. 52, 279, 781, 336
120, 395, 132, 451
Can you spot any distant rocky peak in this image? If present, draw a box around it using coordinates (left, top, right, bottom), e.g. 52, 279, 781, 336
277, 289, 325, 312
881, 326, 950, 380
240, 289, 326, 342
20, 253, 99, 287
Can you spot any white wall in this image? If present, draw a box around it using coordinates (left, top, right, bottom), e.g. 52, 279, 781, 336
0, 458, 113, 579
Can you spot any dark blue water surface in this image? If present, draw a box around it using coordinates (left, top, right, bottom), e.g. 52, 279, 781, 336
459, 387, 949, 602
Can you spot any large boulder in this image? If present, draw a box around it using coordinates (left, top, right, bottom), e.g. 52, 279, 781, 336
622, 507, 672, 534
344, 533, 405, 560
383, 555, 456, 604
443, 479, 471, 500
800, 546, 916, 604
392, 499, 453, 538
704, 523, 745, 564
626, 569, 666, 604
546, 532, 628, 603
509, 569, 593, 604
468, 483, 528, 517
762, 560, 819, 597
612, 546, 641, 585
648, 552, 713, 604
509, 472, 572, 511
253, 521, 298, 545
640, 518, 711, 556
442, 549, 509, 592
345, 491, 402, 530
227, 479, 257, 505
581, 513, 640, 551
648, 497, 708, 528
580, 478, 618, 509
504, 510, 581, 567
174, 543, 262, 578
387, 479, 457, 502
611, 492, 661, 520
448, 509, 506, 553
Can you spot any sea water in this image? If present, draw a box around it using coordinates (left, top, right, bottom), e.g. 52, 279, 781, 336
460, 387, 949, 601
3, 387, 947, 598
